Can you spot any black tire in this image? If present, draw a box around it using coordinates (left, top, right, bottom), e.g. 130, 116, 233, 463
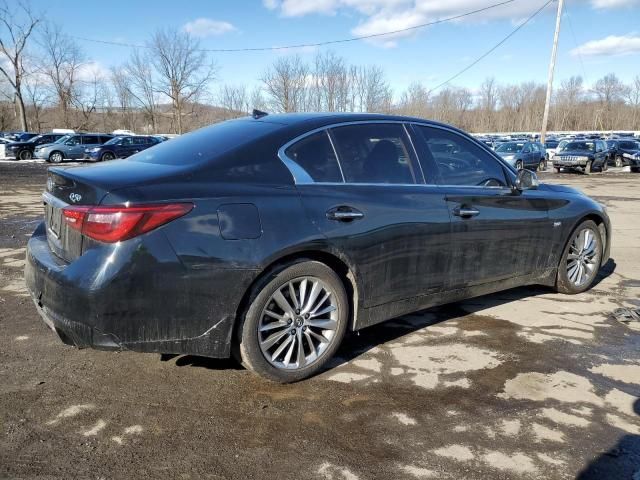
18, 149, 32, 160
615, 155, 623, 168
101, 152, 115, 161
555, 220, 603, 295
555, 167, 561, 173
49, 151, 64, 164
237, 260, 348, 383
515, 160, 523, 170
538, 160, 545, 172
601, 160, 608, 172
584, 160, 592, 175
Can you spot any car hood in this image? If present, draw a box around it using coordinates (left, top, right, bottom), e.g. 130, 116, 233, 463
496, 151, 519, 157
35, 143, 59, 149
555, 150, 594, 157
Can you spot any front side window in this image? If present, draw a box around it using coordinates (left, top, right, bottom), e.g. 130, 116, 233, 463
284, 131, 343, 183
65, 136, 81, 146
329, 123, 418, 184
416, 126, 507, 187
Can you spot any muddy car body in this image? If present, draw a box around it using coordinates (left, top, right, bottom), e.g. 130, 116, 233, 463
25, 113, 611, 382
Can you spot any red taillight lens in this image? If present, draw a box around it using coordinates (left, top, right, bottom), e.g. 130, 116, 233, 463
62, 203, 193, 243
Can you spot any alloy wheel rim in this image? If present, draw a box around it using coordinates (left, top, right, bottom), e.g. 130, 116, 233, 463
567, 229, 598, 287
52, 153, 61, 162
258, 276, 339, 370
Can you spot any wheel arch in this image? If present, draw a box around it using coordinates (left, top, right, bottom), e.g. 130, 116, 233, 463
233, 249, 361, 345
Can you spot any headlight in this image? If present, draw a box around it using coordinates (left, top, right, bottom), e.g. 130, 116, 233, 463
578, 156, 589, 161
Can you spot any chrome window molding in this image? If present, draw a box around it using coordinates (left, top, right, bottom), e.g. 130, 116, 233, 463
277, 119, 517, 188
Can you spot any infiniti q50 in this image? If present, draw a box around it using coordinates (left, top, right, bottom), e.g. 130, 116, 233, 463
25, 113, 610, 382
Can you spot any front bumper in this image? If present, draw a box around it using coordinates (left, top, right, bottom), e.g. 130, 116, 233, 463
33, 149, 49, 159
553, 157, 589, 167
25, 221, 255, 358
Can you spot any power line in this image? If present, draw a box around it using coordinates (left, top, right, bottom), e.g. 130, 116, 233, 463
71, 0, 518, 53
427, 0, 555, 94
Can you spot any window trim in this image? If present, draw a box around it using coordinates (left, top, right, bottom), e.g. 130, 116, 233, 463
277, 119, 517, 188
279, 120, 428, 186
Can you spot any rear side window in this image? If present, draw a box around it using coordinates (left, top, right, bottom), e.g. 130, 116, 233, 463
416, 126, 507, 187
82, 136, 100, 144
330, 123, 418, 184
284, 131, 343, 182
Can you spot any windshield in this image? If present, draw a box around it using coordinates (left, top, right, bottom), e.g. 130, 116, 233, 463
130, 118, 283, 166
104, 137, 123, 146
495, 142, 524, 153
560, 142, 595, 152
53, 135, 71, 144
27, 135, 44, 143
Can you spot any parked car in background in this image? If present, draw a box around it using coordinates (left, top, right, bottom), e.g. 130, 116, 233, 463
84, 135, 160, 161
25, 113, 611, 382
552, 140, 608, 174
495, 141, 544, 170
625, 152, 640, 172
5, 133, 67, 160
532, 141, 547, 169
605, 139, 640, 167
34, 133, 113, 163
544, 139, 560, 158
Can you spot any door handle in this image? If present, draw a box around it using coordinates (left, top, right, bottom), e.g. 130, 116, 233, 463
326, 206, 364, 222
453, 206, 480, 218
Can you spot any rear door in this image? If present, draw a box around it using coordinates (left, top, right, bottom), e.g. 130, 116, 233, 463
285, 122, 451, 308
412, 125, 553, 289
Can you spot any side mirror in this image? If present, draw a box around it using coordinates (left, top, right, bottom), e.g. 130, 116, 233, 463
514, 168, 539, 192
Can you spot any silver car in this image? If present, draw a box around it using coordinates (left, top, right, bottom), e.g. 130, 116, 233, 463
34, 134, 113, 163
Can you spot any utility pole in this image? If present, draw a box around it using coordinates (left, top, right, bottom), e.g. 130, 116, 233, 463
540, 0, 564, 144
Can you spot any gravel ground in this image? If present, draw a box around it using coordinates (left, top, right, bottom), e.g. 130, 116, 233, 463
1, 160, 639, 480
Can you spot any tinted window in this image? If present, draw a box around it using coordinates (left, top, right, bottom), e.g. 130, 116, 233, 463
284, 131, 342, 183
495, 142, 524, 153
121, 137, 134, 146
416, 126, 507, 187
65, 136, 81, 146
330, 123, 418, 184
82, 135, 101, 145
131, 119, 282, 166
620, 141, 638, 149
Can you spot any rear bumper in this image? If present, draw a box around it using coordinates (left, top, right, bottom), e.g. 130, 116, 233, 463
25, 221, 256, 358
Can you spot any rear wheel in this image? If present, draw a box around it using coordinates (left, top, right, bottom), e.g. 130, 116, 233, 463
18, 149, 32, 160
49, 151, 63, 164
555, 220, 602, 294
515, 160, 523, 170
555, 167, 561, 173
238, 260, 348, 383
538, 160, 545, 172
601, 160, 608, 172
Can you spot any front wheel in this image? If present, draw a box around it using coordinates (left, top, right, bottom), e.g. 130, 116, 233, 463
101, 152, 115, 161
556, 220, 603, 294
538, 160, 545, 172
601, 160, 608, 172
238, 260, 348, 383
555, 167, 561, 173
49, 151, 63, 164
18, 149, 33, 160
615, 155, 623, 168
584, 161, 592, 175
515, 160, 523, 170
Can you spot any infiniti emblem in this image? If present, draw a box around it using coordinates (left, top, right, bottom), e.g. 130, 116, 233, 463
69, 193, 82, 203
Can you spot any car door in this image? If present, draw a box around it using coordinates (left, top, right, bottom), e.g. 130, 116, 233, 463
64, 135, 84, 159
283, 122, 452, 308
412, 124, 553, 289
521, 143, 533, 168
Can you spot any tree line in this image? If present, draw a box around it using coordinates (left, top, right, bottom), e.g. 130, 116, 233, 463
1, 1, 639, 135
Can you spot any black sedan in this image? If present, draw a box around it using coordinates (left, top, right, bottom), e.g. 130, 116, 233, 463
25, 113, 611, 382
84, 135, 160, 161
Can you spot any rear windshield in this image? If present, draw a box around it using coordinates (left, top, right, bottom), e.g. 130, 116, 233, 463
129, 119, 283, 166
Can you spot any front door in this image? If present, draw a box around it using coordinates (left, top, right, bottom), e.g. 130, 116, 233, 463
284, 123, 451, 308
412, 124, 553, 289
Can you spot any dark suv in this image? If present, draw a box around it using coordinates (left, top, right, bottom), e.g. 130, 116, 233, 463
5, 133, 67, 160
84, 135, 160, 161
606, 139, 640, 167
552, 140, 608, 174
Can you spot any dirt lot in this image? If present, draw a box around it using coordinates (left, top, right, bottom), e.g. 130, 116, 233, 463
1, 160, 639, 480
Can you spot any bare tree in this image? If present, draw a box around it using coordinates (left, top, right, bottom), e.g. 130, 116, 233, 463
218, 84, 248, 118
110, 66, 135, 131
125, 49, 158, 133
39, 22, 84, 127
147, 28, 217, 134
0, 0, 41, 130
261, 55, 309, 113
624, 75, 640, 129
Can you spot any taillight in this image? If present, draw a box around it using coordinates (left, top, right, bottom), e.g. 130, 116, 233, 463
62, 203, 193, 243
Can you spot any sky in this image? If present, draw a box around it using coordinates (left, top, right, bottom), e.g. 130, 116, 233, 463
33, 0, 640, 97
